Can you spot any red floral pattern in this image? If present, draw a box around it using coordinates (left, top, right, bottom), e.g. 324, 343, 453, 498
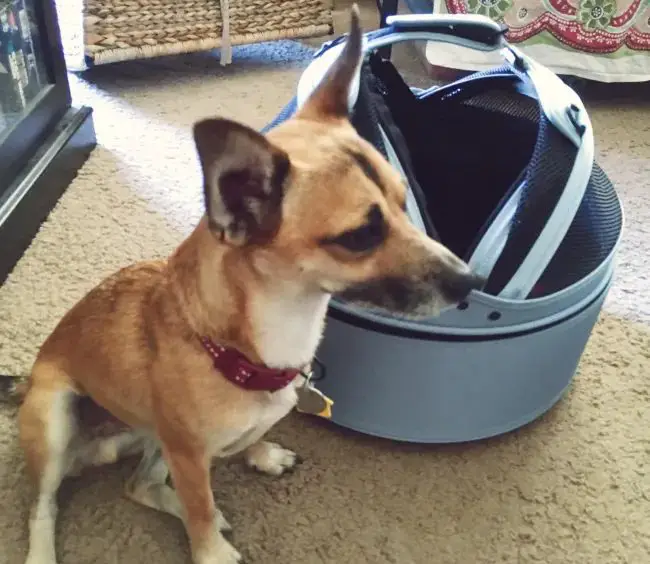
446, 0, 650, 54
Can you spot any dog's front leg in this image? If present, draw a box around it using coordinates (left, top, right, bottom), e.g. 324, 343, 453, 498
162, 441, 241, 564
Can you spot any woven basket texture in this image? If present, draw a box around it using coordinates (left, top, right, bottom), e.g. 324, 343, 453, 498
83, 0, 333, 64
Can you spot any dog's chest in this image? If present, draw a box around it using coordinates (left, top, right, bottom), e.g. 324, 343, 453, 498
209, 383, 299, 458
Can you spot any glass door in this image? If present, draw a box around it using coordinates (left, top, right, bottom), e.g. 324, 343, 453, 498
0, 0, 70, 189
0, 0, 51, 133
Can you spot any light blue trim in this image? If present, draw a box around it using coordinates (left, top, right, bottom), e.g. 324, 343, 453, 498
499, 48, 595, 299
468, 180, 525, 280
378, 125, 428, 235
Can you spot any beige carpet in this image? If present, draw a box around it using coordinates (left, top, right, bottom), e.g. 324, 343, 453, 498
1, 2, 650, 563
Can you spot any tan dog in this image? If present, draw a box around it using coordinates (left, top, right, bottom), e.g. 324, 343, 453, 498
16, 7, 483, 564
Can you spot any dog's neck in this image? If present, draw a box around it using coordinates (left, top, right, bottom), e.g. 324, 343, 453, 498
168, 220, 330, 370
246, 281, 330, 370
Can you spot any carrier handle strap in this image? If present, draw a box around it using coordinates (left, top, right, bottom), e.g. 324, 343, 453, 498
370, 14, 507, 53
298, 14, 506, 115
298, 15, 591, 151
297, 14, 594, 301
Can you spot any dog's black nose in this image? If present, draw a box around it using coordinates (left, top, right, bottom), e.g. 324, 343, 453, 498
439, 270, 485, 303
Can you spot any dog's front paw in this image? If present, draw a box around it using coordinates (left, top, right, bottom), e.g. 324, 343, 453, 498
245, 441, 300, 476
195, 538, 242, 564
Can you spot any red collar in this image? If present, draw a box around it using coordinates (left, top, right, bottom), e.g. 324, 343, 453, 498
199, 337, 301, 392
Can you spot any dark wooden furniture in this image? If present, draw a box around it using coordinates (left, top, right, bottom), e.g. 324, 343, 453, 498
0, 0, 96, 284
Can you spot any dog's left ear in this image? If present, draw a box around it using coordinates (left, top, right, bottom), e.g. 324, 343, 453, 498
193, 118, 290, 245
297, 4, 363, 121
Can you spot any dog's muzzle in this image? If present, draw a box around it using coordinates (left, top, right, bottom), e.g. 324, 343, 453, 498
438, 270, 486, 303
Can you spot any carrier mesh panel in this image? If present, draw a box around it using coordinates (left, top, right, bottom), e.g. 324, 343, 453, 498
370, 62, 620, 297
529, 163, 622, 298
386, 77, 541, 260
419, 79, 620, 298
462, 88, 540, 121
484, 117, 578, 295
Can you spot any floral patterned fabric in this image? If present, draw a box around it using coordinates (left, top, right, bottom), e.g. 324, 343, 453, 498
427, 0, 650, 82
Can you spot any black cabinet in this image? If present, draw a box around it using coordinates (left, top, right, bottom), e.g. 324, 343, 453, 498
0, 0, 96, 283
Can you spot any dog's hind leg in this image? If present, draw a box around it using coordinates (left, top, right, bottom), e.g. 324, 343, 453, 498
125, 441, 231, 532
68, 430, 146, 477
18, 368, 78, 564
125, 441, 182, 518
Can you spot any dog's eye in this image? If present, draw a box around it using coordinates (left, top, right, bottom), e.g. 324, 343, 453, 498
331, 223, 384, 253
323, 204, 387, 253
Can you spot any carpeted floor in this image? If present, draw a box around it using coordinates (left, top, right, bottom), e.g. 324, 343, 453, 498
1, 2, 649, 563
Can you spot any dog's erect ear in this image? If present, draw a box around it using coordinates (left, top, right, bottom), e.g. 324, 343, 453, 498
298, 4, 363, 120
193, 118, 290, 245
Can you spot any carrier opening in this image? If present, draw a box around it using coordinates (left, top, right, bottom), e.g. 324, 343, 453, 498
354, 55, 541, 261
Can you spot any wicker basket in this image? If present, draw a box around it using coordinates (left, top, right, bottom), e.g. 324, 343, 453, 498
82, 0, 333, 66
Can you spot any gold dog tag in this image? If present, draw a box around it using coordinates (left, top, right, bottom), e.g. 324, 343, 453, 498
296, 382, 334, 419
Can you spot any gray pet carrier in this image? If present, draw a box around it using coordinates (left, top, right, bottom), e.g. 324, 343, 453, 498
263, 14, 623, 443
